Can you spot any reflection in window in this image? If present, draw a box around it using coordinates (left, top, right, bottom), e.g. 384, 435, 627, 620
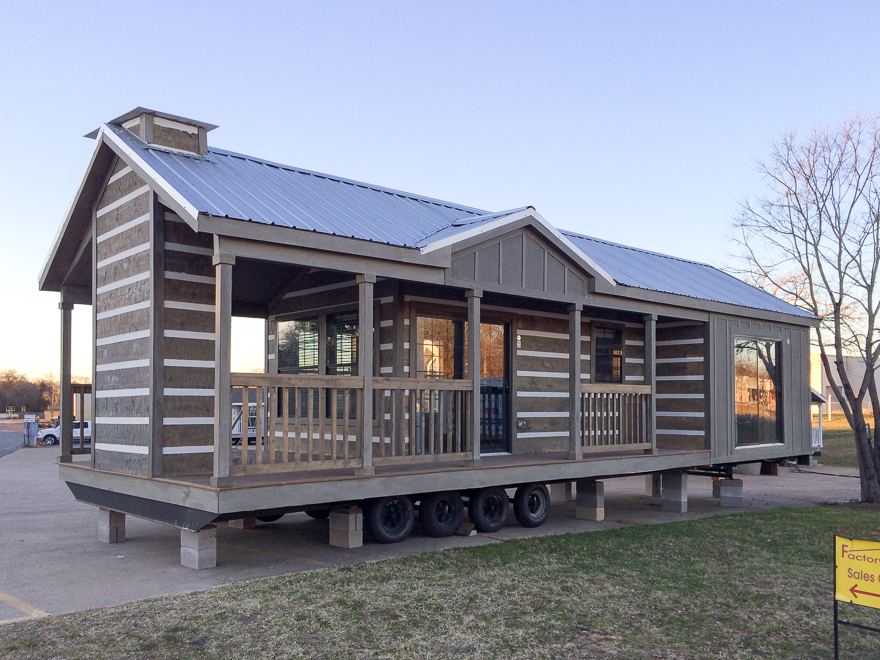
327, 311, 359, 376
595, 328, 623, 383
277, 318, 319, 374
417, 317, 465, 379
734, 338, 781, 446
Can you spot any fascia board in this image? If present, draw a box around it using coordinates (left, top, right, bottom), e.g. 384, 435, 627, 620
99, 125, 200, 230
39, 136, 107, 291
421, 208, 617, 288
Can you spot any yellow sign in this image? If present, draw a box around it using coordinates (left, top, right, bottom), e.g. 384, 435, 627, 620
836, 535, 880, 608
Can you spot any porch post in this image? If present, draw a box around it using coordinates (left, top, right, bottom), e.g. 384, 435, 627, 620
358, 274, 376, 476
568, 304, 582, 461
644, 313, 657, 454
467, 289, 482, 467
59, 298, 74, 463
211, 253, 235, 488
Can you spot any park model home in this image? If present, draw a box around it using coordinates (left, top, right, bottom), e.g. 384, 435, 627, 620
40, 108, 816, 568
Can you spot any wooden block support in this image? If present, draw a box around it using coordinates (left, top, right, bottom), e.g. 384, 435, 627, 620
712, 477, 723, 499
576, 480, 604, 521
661, 472, 688, 513
329, 506, 363, 548
645, 473, 662, 497
719, 479, 744, 508
228, 517, 256, 530
550, 482, 575, 502
97, 508, 125, 544
181, 525, 217, 570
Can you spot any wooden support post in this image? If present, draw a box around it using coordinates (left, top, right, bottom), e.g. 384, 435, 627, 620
59, 299, 74, 464
149, 193, 164, 477
357, 274, 376, 475
644, 313, 657, 454
212, 252, 235, 488
569, 304, 583, 461
466, 289, 482, 467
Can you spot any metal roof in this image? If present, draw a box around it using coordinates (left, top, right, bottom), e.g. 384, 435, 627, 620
562, 231, 814, 318
109, 124, 487, 248
104, 124, 812, 319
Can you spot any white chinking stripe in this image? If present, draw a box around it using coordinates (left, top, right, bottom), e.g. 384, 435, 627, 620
165, 242, 213, 256
282, 281, 355, 300
517, 411, 569, 418
163, 446, 213, 455
380, 320, 393, 328
96, 329, 150, 346
656, 429, 705, 436
96, 212, 149, 243
96, 359, 149, 371
657, 338, 704, 346
96, 300, 150, 320
625, 340, 644, 346
163, 417, 214, 425
165, 272, 215, 285
96, 185, 150, 217
625, 376, 645, 382
164, 330, 215, 340
378, 296, 392, 304
96, 271, 149, 295
656, 393, 704, 399
517, 431, 569, 439
106, 165, 133, 185
656, 357, 704, 363
95, 388, 150, 398
95, 417, 149, 425
96, 243, 150, 269
517, 371, 568, 378
625, 357, 644, 364
267, 353, 276, 360
95, 443, 149, 454
154, 116, 199, 134
656, 411, 705, 417
518, 391, 569, 398
656, 375, 704, 381
518, 329, 568, 340
165, 300, 215, 313
164, 359, 216, 368
99, 127, 199, 224
164, 388, 214, 396
517, 350, 568, 359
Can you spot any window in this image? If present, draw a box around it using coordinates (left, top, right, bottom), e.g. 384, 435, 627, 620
734, 337, 781, 446
277, 318, 319, 375
327, 311, 359, 376
594, 327, 623, 383
416, 317, 466, 379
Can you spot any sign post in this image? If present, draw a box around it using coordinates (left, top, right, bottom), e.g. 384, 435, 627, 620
834, 535, 880, 658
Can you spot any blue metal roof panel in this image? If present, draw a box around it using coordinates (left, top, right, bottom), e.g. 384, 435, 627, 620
562, 231, 814, 318
107, 124, 486, 247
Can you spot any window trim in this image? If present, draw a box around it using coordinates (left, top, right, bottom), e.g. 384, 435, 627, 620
732, 334, 784, 448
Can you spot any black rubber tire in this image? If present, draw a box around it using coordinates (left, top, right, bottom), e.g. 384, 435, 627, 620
44, 435, 58, 445
513, 483, 550, 528
367, 495, 415, 544
305, 509, 330, 520
256, 514, 284, 522
468, 487, 509, 533
420, 491, 465, 537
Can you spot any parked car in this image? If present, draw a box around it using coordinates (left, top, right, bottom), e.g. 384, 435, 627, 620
38, 421, 91, 445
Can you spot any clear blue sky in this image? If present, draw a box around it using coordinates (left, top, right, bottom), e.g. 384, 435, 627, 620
2, 0, 879, 379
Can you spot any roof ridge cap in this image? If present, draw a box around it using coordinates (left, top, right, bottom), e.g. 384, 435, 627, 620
207, 146, 488, 216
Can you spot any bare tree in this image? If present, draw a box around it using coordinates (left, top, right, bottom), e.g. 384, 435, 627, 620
733, 115, 880, 502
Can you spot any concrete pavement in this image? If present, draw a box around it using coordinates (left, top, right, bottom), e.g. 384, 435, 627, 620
0, 441, 861, 625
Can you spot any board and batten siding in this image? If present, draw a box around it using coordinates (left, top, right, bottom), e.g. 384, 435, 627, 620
162, 211, 216, 475
708, 316, 811, 463
93, 159, 153, 474
654, 322, 709, 451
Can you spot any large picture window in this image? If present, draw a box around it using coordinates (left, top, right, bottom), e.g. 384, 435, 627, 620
734, 337, 781, 446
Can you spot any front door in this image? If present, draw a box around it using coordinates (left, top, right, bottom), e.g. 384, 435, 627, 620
480, 323, 509, 454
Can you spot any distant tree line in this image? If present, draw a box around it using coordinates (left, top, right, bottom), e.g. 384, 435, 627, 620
0, 370, 88, 414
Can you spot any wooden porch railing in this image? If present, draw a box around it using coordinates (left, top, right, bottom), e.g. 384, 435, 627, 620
230, 373, 365, 476
580, 384, 652, 453
372, 377, 472, 467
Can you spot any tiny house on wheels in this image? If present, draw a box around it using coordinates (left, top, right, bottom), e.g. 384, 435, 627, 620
40, 109, 817, 568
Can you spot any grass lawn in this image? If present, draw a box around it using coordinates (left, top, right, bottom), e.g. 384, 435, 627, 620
818, 413, 860, 468
4, 506, 880, 659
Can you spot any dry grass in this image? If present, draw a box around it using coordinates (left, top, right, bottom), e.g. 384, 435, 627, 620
4, 506, 880, 659
817, 413, 870, 468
